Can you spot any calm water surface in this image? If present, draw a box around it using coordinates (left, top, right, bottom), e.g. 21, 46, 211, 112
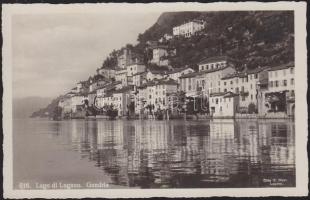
13, 118, 295, 189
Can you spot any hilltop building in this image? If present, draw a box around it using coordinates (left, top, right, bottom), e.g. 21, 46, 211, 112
173, 19, 206, 38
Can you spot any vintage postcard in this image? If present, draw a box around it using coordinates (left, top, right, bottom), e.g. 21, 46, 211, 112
2, 2, 308, 198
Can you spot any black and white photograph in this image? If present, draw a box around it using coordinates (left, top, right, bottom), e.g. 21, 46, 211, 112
2, 2, 308, 198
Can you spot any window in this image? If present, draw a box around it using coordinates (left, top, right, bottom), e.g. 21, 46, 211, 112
291, 78, 294, 85
216, 98, 218, 104
224, 89, 227, 92
224, 82, 227, 86
254, 74, 258, 79
211, 64, 214, 69
251, 94, 253, 100
283, 80, 287, 86
290, 67, 294, 74
270, 81, 273, 87
283, 69, 286, 76
235, 88, 239, 93
245, 77, 248, 82
206, 65, 209, 70
242, 96, 245, 101
250, 84, 253, 89
241, 86, 245, 92
275, 71, 278, 77
218, 81, 220, 86
275, 81, 279, 87
230, 81, 233, 85
236, 79, 239, 84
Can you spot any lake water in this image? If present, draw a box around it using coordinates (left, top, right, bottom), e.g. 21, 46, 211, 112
13, 118, 295, 189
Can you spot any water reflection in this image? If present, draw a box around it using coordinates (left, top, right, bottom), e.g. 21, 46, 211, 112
56, 119, 295, 188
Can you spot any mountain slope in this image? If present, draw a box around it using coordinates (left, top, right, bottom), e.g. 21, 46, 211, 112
13, 97, 52, 119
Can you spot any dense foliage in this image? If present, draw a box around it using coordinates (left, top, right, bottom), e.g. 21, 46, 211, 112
102, 11, 294, 70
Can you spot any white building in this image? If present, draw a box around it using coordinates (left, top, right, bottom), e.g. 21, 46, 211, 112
132, 71, 147, 87
196, 56, 237, 96
115, 68, 128, 86
146, 69, 167, 81
144, 79, 178, 112
173, 20, 206, 38
126, 63, 146, 77
209, 92, 239, 117
97, 67, 116, 79
219, 67, 269, 113
89, 74, 107, 92
263, 62, 295, 116
268, 63, 294, 93
167, 67, 195, 83
112, 86, 134, 116
150, 46, 168, 65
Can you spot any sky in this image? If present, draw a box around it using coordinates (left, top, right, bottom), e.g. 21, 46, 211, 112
12, 12, 161, 98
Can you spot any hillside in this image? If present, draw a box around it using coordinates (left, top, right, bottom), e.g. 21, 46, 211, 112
30, 96, 63, 118
32, 11, 294, 118
135, 11, 294, 69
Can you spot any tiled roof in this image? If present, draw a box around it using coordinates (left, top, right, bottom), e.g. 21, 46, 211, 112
156, 78, 178, 86
179, 71, 200, 79
113, 85, 134, 94
166, 67, 193, 74
210, 91, 238, 98
132, 71, 147, 76
198, 56, 233, 65
268, 62, 294, 72
147, 69, 167, 75
247, 66, 270, 74
180, 65, 234, 79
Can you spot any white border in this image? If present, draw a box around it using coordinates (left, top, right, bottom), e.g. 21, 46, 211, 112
2, 2, 308, 198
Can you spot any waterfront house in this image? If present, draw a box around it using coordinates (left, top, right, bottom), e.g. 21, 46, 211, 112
209, 92, 239, 117
195, 56, 237, 96
147, 78, 178, 112
112, 85, 134, 116
172, 19, 206, 38
219, 67, 269, 113
262, 62, 295, 116
179, 71, 200, 97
